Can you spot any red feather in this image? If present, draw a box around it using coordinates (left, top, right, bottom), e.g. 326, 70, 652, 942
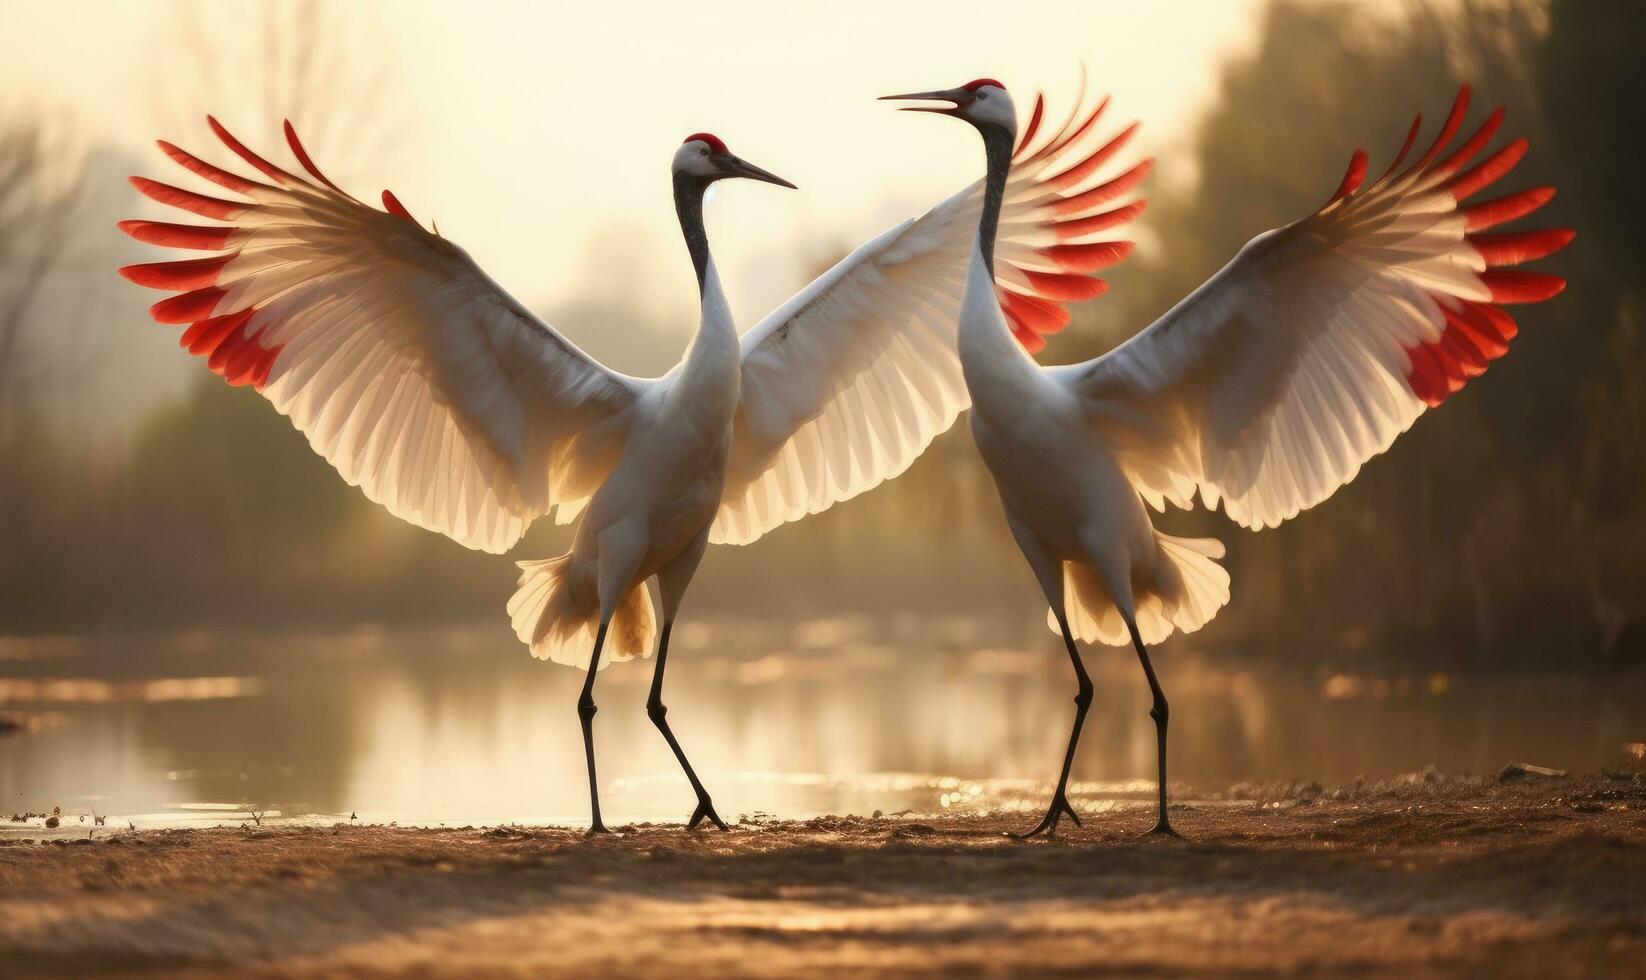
157, 140, 260, 194
1047, 122, 1137, 190
207, 116, 294, 184
1434, 107, 1504, 177
1464, 299, 1519, 344
1404, 84, 1470, 177
150, 286, 227, 324
118, 253, 235, 290
1482, 269, 1566, 303
1468, 228, 1575, 266
382, 189, 415, 222
1017, 268, 1110, 302
1036, 240, 1134, 272
1035, 96, 1108, 162
997, 289, 1071, 336
128, 177, 244, 221
1441, 303, 1510, 360
1327, 149, 1369, 206
1462, 187, 1555, 231
1013, 93, 1046, 159
117, 220, 235, 251
180, 309, 252, 355
1053, 200, 1147, 239
1405, 342, 1450, 407
1048, 159, 1152, 216
1447, 138, 1528, 201
283, 121, 344, 192
1376, 114, 1424, 182
1439, 320, 1489, 377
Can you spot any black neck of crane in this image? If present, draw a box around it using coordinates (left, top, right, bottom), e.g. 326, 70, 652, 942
977, 122, 1014, 278
674, 172, 713, 294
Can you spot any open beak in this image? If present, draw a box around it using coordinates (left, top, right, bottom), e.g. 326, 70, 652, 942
722, 154, 797, 189
878, 88, 970, 115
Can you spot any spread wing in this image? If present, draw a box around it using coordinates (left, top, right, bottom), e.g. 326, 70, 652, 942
120, 118, 645, 554
714, 86, 1150, 545
1058, 85, 1572, 530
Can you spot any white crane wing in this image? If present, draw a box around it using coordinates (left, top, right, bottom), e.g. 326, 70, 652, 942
1058, 86, 1572, 530
121, 119, 645, 554
714, 90, 1150, 545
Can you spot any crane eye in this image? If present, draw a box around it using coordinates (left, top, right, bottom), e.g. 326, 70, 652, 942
976, 91, 989, 100
699, 147, 709, 156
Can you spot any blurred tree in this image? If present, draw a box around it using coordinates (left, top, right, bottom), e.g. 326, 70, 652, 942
0, 119, 86, 624
1540, 0, 1646, 659
0, 121, 81, 444
168, 0, 407, 168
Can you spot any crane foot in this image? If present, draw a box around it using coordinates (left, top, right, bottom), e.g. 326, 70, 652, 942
688, 797, 729, 831
1008, 792, 1082, 839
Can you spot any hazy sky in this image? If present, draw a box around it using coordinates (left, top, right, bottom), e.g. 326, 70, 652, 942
2, 0, 1260, 414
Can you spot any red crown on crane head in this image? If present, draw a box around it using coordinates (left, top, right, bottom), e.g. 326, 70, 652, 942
962, 78, 1006, 93
682, 132, 728, 153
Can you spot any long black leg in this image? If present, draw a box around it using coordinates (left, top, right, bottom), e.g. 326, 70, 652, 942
1126, 619, 1176, 837
646, 621, 727, 830
578, 622, 610, 834
1013, 614, 1094, 839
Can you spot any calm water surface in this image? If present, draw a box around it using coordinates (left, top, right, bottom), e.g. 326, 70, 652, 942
2, 617, 1640, 829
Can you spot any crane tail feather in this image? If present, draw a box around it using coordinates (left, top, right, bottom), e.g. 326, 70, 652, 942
508, 555, 655, 670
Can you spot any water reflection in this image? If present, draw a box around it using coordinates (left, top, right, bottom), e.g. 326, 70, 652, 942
1, 619, 1641, 827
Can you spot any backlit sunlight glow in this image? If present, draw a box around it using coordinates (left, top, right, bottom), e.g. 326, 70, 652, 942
0, 0, 1257, 426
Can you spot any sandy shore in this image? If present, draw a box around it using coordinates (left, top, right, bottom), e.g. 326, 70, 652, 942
3, 771, 1644, 977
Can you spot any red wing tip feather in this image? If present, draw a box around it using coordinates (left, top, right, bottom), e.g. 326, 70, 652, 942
1442, 302, 1513, 359
1406, 83, 1472, 176
382, 189, 416, 222
156, 139, 260, 194
1448, 138, 1529, 202
149, 286, 227, 324
1463, 186, 1556, 231
1013, 93, 1046, 159
1047, 120, 1138, 190
284, 120, 343, 192
1405, 260, 1553, 408
1049, 158, 1153, 216
1020, 269, 1110, 301
1482, 269, 1567, 303
1406, 342, 1459, 407
998, 288, 1072, 335
117, 219, 235, 250
1054, 199, 1147, 239
128, 176, 244, 221
1378, 113, 1424, 181
1327, 149, 1369, 206
118, 253, 234, 290
207, 115, 294, 185
180, 309, 252, 354
1010, 322, 1048, 354
177, 307, 280, 389
1435, 107, 1505, 178
1468, 228, 1576, 265
1038, 240, 1134, 272
1037, 95, 1110, 163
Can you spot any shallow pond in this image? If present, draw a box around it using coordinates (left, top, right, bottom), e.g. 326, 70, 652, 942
2, 617, 1640, 828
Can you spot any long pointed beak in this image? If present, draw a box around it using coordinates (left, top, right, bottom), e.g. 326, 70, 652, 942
723, 154, 797, 189
879, 88, 969, 114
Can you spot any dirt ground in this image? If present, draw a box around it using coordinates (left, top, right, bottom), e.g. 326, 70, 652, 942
3, 772, 1644, 978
